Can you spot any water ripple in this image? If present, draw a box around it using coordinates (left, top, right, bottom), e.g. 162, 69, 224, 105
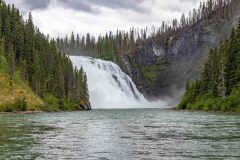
0, 109, 240, 160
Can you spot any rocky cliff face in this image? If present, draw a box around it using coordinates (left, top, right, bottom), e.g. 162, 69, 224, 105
123, 15, 240, 105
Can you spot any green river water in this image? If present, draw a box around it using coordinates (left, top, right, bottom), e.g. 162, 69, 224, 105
0, 109, 239, 160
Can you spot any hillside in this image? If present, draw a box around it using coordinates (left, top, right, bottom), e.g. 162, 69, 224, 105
0, 54, 43, 112
0, 0, 91, 111
56, 0, 240, 105
0, 73, 44, 112
126, 10, 240, 104
124, 0, 240, 104
177, 21, 240, 112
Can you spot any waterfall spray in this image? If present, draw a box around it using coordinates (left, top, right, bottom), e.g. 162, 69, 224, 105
70, 56, 167, 109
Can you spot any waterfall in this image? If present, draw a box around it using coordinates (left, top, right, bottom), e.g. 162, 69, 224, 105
70, 56, 167, 109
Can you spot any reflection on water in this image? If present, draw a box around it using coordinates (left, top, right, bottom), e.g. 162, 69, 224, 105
0, 116, 55, 160
0, 109, 240, 160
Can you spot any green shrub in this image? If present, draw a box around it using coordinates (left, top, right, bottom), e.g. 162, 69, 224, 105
13, 71, 22, 84
0, 55, 8, 74
179, 88, 240, 112
140, 65, 161, 84
43, 93, 59, 106
221, 88, 240, 112
177, 97, 189, 109
42, 93, 59, 111
212, 99, 222, 111
0, 105, 13, 112
186, 94, 221, 111
0, 97, 27, 112
14, 97, 27, 111
63, 100, 77, 111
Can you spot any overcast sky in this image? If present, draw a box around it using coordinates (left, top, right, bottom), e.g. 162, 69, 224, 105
4, 0, 206, 38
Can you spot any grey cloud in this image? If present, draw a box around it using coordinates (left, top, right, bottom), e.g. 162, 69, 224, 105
21, 0, 50, 10
179, 0, 203, 4
158, 0, 203, 12
89, 0, 147, 12
7, 0, 148, 14
4, 0, 205, 38
58, 0, 100, 14
57, 0, 148, 13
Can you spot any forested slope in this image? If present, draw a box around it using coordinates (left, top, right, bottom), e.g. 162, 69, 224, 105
0, 57, 44, 112
178, 21, 240, 112
56, 0, 240, 105
0, 0, 90, 111
127, 0, 240, 102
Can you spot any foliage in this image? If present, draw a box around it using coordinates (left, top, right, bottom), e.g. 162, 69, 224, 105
0, 1, 90, 111
221, 88, 240, 112
56, 0, 240, 65
178, 20, 240, 112
0, 55, 7, 73
41, 92, 89, 112
0, 97, 27, 112
140, 65, 161, 84
0, 72, 44, 112
42, 93, 59, 111
178, 88, 240, 112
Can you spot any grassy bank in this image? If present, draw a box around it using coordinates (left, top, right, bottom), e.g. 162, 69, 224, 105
0, 73, 44, 112
177, 88, 240, 113
0, 73, 90, 113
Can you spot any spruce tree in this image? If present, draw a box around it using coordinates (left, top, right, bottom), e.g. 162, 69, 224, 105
179, 20, 240, 111
7, 44, 15, 89
32, 52, 41, 96
225, 29, 238, 94
83, 73, 89, 102
24, 13, 35, 79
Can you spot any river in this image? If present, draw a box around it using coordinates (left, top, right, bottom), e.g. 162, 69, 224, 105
0, 109, 240, 160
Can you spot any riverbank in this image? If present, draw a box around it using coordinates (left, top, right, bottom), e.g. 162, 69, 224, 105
0, 109, 91, 115
175, 107, 240, 114
0, 101, 91, 114
0, 72, 45, 112
0, 72, 91, 113
176, 88, 240, 113
0, 111, 45, 115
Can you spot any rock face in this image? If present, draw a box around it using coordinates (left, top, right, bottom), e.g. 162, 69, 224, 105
124, 15, 240, 105
80, 102, 91, 110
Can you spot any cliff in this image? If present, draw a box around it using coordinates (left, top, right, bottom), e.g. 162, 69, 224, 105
124, 14, 240, 105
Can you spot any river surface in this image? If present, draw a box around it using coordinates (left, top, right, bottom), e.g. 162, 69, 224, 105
0, 109, 240, 160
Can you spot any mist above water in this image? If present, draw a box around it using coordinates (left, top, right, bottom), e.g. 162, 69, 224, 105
70, 56, 167, 109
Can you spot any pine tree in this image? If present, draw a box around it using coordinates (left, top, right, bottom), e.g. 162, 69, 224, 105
83, 73, 89, 102
2, 11, 10, 45
0, 1, 91, 110
19, 58, 27, 81
225, 29, 238, 94
236, 20, 240, 83
7, 44, 15, 89
32, 52, 41, 96
179, 20, 240, 111
24, 13, 35, 79
78, 66, 84, 100
0, 38, 7, 73
218, 41, 228, 98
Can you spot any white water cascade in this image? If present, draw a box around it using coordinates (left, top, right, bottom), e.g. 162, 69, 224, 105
70, 56, 167, 109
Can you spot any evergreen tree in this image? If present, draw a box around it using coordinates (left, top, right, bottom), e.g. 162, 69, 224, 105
7, 43, 14, 89
83, 73, 89, 102
225, 29, 238, 94
178, 21, 240, 111
24, 12, 35, 79
32, 52, 41, 96
0, 1, 91, 110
